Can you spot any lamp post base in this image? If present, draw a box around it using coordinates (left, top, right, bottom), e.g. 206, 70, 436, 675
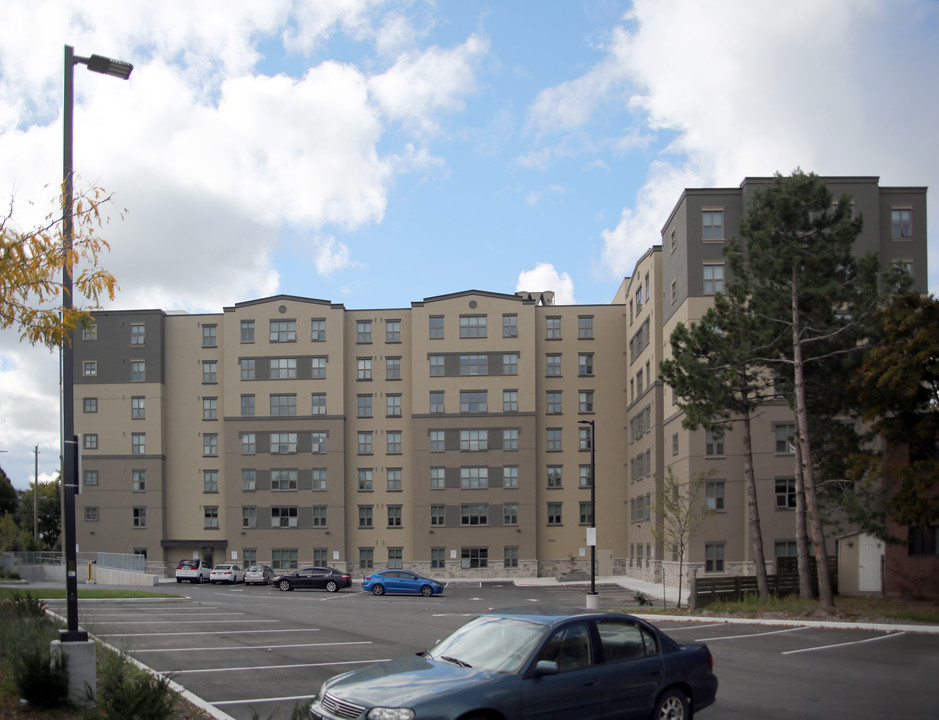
585, 592, 600, 610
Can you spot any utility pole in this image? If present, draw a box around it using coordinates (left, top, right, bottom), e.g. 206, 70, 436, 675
34, 445, 39, 541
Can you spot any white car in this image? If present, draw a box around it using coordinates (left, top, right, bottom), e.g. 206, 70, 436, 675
175, 559, 211, 583
210, 563, 245, 584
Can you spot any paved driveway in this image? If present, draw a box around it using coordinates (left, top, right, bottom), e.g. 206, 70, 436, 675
45, 582, 939, 720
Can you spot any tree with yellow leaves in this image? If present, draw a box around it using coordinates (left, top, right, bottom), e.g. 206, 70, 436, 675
0, 186, 120, 348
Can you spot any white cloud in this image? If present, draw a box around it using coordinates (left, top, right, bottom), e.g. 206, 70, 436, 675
312, 235, 359, 276
516, 262, 576, 305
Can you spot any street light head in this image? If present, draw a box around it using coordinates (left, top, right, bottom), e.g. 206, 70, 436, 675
86, 54, 133, 79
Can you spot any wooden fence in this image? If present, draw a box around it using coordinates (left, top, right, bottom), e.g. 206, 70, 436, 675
689, 556, 838, 607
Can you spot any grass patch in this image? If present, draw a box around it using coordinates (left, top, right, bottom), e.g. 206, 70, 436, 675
0, 588, 183, 601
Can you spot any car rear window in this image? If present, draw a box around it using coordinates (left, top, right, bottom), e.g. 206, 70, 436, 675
178, 560, 198, 568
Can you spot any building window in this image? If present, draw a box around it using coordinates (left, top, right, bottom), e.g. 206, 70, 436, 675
503, 466, 518, 488
430, 391, 445, 414
703, 264, 724, 294
503, 390, 518, 413
460, 467, 489, 489
387, 468, 402, 491
547, 428, 562, 452
386, 394, 402, 417
502, 352, 519, 375
311, 356, 326, 378
201, 361, 216, 384
547, 502, 562, 525
546, 354, 562, 376
240, 359, 255, 380
202, 324, 217, 347
311, 318, 326, 341
272, 548, 299, 570
705, 542, 725, 572
504, 502, 518, 525
358, 432, 373, 455
579, 391, 594, 413
431, 547, 446, 569
546, 316, 561, 339
312, 505, 327, 527
430, 431, 445, 452
775, 423, 796, 454
775, 540, 798, 557
203, 433, 217, 456
706, 481, 725, 510
891, 208, 913, 239
460, 354, 488, 376
459, 315, 487, 338
82, 324, 97, 341
635, 287, 643, 313
203, 397, 217, 419
311, 393, 327, 415
578, 353, 593, 376
460, 390, 487, 413
430, 504, 445, 526
503, 314, 518, 338
242, 507, 257, 528
83, 397, 97, 413
358, 547, 374, 569
243, 548, 258, 566
270, 432, 297, 454
240, 320, 255, 343
270, 320, 296, 343
84, 506, 99, 522
429, 315, 444, 339
386, 357, 401, 380
578, 316, 594, 339
503, 428, 519, 450
386, 431, 402, 454
579, 427, 592, 451
908, 526, 939, 556
546, 391, 562, 415
357, 320, 372, 343
671, 280, 677, 304
702, 210, 724, 240
132, 360, 147, 382
705, 429, 724, 456
387, 505, 402, 528
131, 396, 145, 419
272, 507, 298, 528
242, 469, 256, 490
131, 433, 145, 454
579, 465, 591, 488
580, 501, 594, 525
132, 469, 146, 492
270, 358, 297, 379
461, 504, 488, 525
429, 355, 444, 376
312, 468, 327, 490
547, 465, 562, 488
672, 433, 679, 456
241, 394, 255, 416
132, 506, 146, 528
357, 358, 372, 380
504, 546, 518, 568
357, 394, 373, 418
385, 320, 401, 343
461, 547, 488, 569
130, 324, 145, 346
203, 470, 218, 493
430, 467, 445, 489
271, 469, 298, 491
775, 477, 797, 509
670, 228, 677, 253
83, 360, 97, 377
358, 506, 373, 528
460, 429, 488, 451
385, 547, 403, 569
311, 432, 327, 454
83, 470, 98, 486
241, 433, 256, 454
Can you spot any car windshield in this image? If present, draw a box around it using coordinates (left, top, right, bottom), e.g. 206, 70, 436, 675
429, 616, 546, 674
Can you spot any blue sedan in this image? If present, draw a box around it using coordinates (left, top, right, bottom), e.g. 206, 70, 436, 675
309, 612, 717, 720
361, 569, 444, 597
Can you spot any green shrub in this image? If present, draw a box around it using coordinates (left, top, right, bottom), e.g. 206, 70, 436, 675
9, 623, 70, 708
94, 649, 177, 720
634, 590, 654, 606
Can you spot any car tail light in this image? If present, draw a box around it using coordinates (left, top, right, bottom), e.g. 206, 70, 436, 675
364, 575, 372, 581
708, 652, 713, 670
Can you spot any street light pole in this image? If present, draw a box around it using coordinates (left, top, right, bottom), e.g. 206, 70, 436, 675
578, 419, 597, 599
61, 44, 132, 644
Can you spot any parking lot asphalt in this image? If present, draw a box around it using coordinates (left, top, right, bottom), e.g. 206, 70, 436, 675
35, 579, 939, 720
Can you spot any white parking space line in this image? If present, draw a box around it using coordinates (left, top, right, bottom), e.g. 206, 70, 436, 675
172, 658, 390, 675
695, 626, 811, 642
213, 694, 314, 707
100, 619, 279, 625
135, 641, 372, 654
782, 631, 906, 655
86, 612, 246, 618
658, 624, 726, 632
98, 627, 320, 638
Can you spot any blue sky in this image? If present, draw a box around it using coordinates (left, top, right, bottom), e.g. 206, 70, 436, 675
1, 0, 937, 489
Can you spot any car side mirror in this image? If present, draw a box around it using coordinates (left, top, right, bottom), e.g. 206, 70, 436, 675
534, 661, 559, 677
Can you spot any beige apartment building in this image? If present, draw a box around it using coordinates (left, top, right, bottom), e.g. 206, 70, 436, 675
73, 175, 927, 589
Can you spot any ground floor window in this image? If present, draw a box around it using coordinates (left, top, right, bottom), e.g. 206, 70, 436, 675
242, 548, 257, 566
775, 540, 798, 557
431, 547, 446, 569
313, 547, 328, 564
359, 547, 374, 569
388, 547, 403, 569
272, 548, 298, 570
461, 546, 488, 569
504, 546, 518, 568
705, 542, 725, 573
909, 526, 939, 556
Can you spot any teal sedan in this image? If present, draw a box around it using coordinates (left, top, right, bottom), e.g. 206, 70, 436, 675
308, 612, 717, 720
361, 569, 444, 597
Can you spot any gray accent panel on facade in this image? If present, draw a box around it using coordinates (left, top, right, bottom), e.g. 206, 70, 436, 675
256, 434, 271, 454
488, 504, 503, 528
257, 507, 271, 527
74, 311, 166, 385
255, 471, 270, 491
297, 506, 313, 528
444, 505, 461, 526
298, 471, 312, 491
445, 468, 461, 489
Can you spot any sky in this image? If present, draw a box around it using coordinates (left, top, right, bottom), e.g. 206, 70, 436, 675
0, 0, 937, 490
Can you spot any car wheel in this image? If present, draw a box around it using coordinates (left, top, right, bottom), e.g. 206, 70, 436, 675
371, 584, 385, 596
420, 585, 433, 597
326, 581, 338, 593
176, 578, 181, 583
278, 579, 292, 591
653, 688, 689, 720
